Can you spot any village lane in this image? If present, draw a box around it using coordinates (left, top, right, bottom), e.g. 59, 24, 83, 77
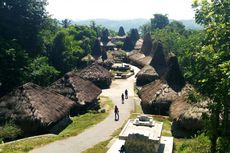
30, 64, 140, 153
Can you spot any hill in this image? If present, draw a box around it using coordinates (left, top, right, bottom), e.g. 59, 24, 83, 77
72, 19, 202, 32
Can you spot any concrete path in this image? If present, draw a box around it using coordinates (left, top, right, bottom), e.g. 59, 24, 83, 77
30, 64, 140, 153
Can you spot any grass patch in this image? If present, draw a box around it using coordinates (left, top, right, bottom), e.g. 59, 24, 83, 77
0, 96, 113, 153
111, 69, 130, 75
174, 133, 210, 153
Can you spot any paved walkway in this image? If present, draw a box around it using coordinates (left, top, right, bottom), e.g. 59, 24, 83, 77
30, 64, 140, 153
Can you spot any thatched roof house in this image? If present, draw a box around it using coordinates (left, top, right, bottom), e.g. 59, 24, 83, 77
0, 83, 75, 134
79, 63, 112, 89
136, 65, 159, 86
169, 89, 209, 137
165, 53, 185, 91
127, 52, 146, 67
138, 80, 178, 115
141, 33, 153, 56
49, 71, 102, 108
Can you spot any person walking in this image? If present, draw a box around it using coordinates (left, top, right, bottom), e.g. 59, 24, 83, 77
114, 105, 119, 121
121, 93, 124, 104
125, 89, 128, 99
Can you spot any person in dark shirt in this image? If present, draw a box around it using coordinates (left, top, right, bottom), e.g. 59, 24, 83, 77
125, 89, 128, 99
114, 105, 119, 121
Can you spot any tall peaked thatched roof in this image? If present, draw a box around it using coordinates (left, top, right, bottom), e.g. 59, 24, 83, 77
49, 71, 102, 106
150, 41, 167, 77
165, 53, 185, 91
141, 33, 153, 56
136, 65, 159, 86
0, 83, 75, 130
79, 63, 112, 89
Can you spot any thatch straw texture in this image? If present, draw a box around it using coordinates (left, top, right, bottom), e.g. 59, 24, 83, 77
138, 80, 178, 115
79, 63, 112, 89
150, 41, 167, 77
0, 83, 75, 132
136, 65, 159, 86
49, 71, 102, 106
141, 33, 152, 56
165, 53, 185, 91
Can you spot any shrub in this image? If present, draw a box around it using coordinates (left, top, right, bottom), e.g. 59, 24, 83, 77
177, 133, 210, 153
0, 122, 23, 142
187, 89, 202, 104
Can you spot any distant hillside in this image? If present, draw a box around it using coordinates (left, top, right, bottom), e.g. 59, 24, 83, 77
72, 19, 202, 32
179, 19, 203, 30
73, 19, 148, 32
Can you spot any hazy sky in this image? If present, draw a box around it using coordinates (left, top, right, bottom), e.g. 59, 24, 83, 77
46, 0, 195, 20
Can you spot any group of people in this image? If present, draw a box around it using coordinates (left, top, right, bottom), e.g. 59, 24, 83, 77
114, 89, 129, 121
121, 89, 128, 104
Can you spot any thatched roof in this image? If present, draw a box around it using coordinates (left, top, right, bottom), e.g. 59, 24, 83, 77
49, 71, 102, 106
136, 65, 159, 86
170, 89, 209, 131
134, 56, 152, 67
81, 54, 95, 62
127, 52, 145, 66
150, 41, 167, 77
101, 41, 116, 47
0, 83, 75, 129
79, 63, 112, 89
165, 53, 185, 91
138, 80, 178, 105
141, 33, 152, 56
134, 39, 143, 50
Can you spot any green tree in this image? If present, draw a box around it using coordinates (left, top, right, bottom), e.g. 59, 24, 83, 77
92, 39, 102, 58
27, 56, 60, 86
151, 14, 169, 30
118, 26, 126, 36
0, 39, 28, 96
139, 22, 151, 36
0, 0, 48, 56
101, 28, 109, 43
192, 0, 230, 152
49, 25, 96, 73
61, 19, 71, 28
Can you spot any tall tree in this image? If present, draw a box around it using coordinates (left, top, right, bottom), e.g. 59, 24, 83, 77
118, 26, 126, 36
101, 28, 109, 43
192, 0, 230, 152
151, 14, 169, 30
0, 0, 48, 56
61, 19, 71, 28
92, 39, 102, 58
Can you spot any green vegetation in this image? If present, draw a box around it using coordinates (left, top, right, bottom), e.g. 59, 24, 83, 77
139, 1, 229, 152
111, 70, 129, 75
0, 96, 113, 153
0, 0, 98, 96
0, 123, 23, 143
175, 133, 211, 153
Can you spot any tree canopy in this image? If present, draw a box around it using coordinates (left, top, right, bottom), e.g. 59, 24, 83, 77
151, 14, 169, 30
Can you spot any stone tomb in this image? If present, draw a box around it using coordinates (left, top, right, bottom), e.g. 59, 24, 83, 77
107, 115, 173, 153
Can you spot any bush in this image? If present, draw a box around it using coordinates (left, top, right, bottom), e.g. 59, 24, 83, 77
0, 122, 23, 142
177, 133, 210, 153
187, 89, 203, 104
124, 134, 157, 153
